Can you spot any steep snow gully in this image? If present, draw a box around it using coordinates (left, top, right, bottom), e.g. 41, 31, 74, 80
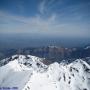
0, 55, 90, 90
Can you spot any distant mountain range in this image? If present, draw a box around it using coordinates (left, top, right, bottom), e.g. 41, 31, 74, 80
0, 45, 90, 63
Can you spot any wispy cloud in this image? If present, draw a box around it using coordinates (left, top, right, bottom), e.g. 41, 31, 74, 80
38, 0, 56, 15
0, 10, 89, 38
38, 0, 46, 14
0, 0, 89, 38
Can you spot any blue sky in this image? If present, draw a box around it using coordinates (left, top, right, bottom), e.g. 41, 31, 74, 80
0, 0, 90, 38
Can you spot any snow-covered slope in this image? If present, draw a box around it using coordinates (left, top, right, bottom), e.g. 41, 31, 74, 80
0, 55, 47, 72
0, 55, 90, 90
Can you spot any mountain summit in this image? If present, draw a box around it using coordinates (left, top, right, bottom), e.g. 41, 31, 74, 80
0, 55, 90, 90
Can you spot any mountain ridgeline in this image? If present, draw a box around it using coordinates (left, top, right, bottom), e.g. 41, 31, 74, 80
0, 45, 90, 63
0, 55, 90, 90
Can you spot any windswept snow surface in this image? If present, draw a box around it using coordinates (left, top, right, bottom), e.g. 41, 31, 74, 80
0, 55, 90, 90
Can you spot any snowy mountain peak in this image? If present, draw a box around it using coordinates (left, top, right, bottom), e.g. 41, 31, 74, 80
0, 55, 90, 90
0, 55, 48, 72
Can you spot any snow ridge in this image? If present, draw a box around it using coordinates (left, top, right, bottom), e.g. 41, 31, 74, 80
0, 55, 90, 90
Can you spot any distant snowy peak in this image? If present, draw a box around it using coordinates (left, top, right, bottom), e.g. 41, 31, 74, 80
84, 46, 90, 49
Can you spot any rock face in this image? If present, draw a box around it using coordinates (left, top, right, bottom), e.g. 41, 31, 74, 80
0, 55, 90, 90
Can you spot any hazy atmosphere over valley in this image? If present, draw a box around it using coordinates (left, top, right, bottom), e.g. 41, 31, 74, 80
0, 0, 90, 49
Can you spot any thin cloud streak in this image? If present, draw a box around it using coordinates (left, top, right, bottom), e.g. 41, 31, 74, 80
0, 0, 89, 38
0, 10, 89, 38
38, 0, 45, 14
